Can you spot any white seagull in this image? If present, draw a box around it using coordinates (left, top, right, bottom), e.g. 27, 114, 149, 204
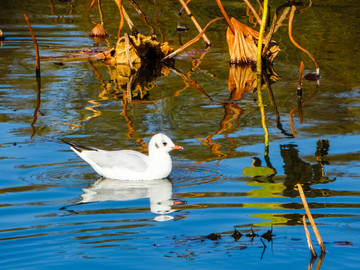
63, 133, 183, 180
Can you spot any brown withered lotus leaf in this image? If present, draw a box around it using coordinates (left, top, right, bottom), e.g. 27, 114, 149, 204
115, 34, 174, 67
226, 18, 280, 65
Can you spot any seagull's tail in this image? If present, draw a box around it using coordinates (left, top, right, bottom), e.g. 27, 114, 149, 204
60, 139, 97, 153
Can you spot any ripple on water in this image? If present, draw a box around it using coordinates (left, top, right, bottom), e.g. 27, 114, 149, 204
170, 161, 227, 187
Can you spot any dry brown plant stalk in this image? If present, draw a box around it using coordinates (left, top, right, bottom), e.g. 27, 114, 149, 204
162, 17, 223, 61
178, 0, 211, 46
114, 0, 138, 36
129, 0, 154, 34
298, 61, 304, 93
263, 6, 290, 55
115, 0, 124, 39
303, 215, 318, 258
215, 0, 234, 34
297, 183, 326, 253
24, 14, 40, 77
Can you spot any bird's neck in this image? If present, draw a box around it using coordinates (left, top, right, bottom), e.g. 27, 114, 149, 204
147, 151, 172, 178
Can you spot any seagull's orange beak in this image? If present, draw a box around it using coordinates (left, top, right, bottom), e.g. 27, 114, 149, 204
173, 200, 187, 205
172, 145, 183, 150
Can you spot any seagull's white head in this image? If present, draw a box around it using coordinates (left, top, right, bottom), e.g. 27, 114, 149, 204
149, 133, 183, 154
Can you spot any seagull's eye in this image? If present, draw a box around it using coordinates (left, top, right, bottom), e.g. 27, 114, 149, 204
162, 141, 167, 146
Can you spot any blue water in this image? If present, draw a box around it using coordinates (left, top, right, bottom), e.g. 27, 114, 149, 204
1, 0, 360, 269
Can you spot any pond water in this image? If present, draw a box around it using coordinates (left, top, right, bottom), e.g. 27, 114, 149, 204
0, 0, 359, 269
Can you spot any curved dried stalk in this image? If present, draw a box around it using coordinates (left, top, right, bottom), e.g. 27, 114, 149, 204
243, 0, 262, 25
162, 17, 223, 61
288, 5, 319, 74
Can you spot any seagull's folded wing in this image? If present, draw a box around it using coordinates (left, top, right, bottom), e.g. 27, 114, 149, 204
83, 150, 149, 173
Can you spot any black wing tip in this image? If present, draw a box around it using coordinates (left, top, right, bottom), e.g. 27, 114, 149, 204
60, 138, 97, 153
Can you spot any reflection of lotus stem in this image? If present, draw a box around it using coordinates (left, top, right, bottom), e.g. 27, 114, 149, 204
257, 88, 269, 155
256, 0, 269, 156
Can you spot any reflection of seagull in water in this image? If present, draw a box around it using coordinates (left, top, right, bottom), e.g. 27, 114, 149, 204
62, 133, 183, 180
79, 178, 185, 221
251, 157, 262, 167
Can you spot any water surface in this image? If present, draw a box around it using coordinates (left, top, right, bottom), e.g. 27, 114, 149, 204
0, 0, 359, 269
